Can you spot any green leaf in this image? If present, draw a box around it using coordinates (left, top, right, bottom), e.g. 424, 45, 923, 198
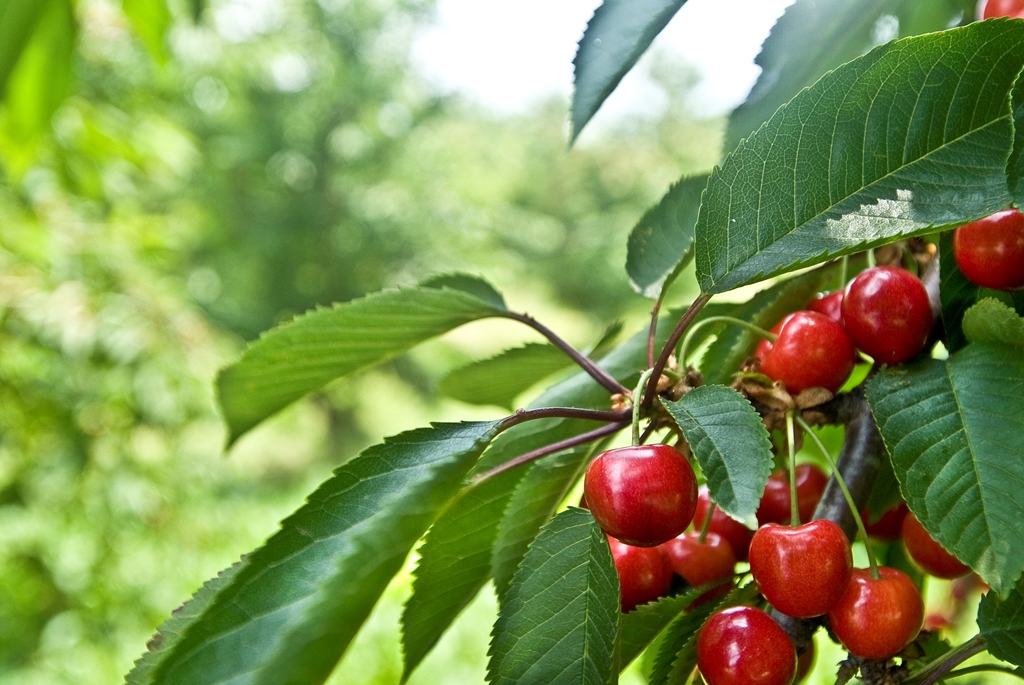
867, 344, 1024, 595
1010, 66, 1024, 204
570, 0, 686, 144
626, 174, 708, 298
130, 420, 502, 685
0, 0, 52, 95
662, 386, 773, 529
438, 343, 571, 409
939, 231, 982, 353
487, 508, 619, 685
724, 0, 965, 152
696, 21, 1024, 294
420, 273, 507, 310
979, 580, 1024, 667
695, 265, 832, 385
618, 590, 702, 670
122, 0, 171, 64
217, 277, 507, 445
963, 298, 1024, 349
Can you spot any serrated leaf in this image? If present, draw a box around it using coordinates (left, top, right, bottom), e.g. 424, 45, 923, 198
0, 0, 52, 95
438, 343, 571, 409
662, 386, 773, 529
867, 344, 1024, 596
487, 508, 619, 685
939, 231, 982, 353
627, 174, 708, 298
570, 0, 686, 143
696, 21, 1024, 294
619, 590, 701, 670
963, 298, 1024, 348
724, 0, 964, 152
1011, 66, 1024, 203
129, 420, 501, 685
420, 273, 507, 310
217, 277, 507, 445
696, 266, 832, 385
979, 580, 1024, 667
122, 0, 171, 64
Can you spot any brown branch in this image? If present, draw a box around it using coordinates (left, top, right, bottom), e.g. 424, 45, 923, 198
498, 407, 630, 431
642, 293, 712, 409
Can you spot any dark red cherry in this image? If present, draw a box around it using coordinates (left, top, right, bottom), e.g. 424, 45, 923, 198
697, 605, 797, 685
693, 486, 754, 561
827, 566, 924, 659
756, 464, 829, 526
607, 536, 673, 612
749, 520, 853, 618
863, 502, 908, 542
953, 208, 1024, 290
902, 512, 971, 579
983, 0, 1024, 19
757, 310, 856, 393
584, 444, 698, 547
663, 531, 736, 605
842, 266, 932, 365
808, 290, 844, 324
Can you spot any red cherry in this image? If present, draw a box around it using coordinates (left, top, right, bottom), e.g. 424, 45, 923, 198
953, 208, 1024, 290
842, 266, 932, 365
796, 640, 815, 683
697, 605, 797, 685
901, 512, 971, 579
756, 464, 829, 526
693, 486, 755, 561
807, 290, 844, 324
827, 566, 924, 659
663, 532, 736, 605
749, 520, 853, 618
862, 502, 908, 542
607, 537, 673, 612
983, 0, 1024, 18
757, 311, 856, 393
584, 444, 698, 547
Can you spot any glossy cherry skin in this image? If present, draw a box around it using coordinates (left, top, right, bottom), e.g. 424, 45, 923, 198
902, 512, 971, 579
756, 464, 829, 526
953, 208, 1024, 290
663, 531, 736, 605
749, 520, 853, 618
694, 485, 755, 561
827, 566, 924, 659
807, 290, 844, 324
607, 537, 673, 612
697, 605, 797, 685
863, 502, 908, 542
757, 310, 856, 394
983, 0, 1024, 18
584, 444, 698, 547
842, 266, 932, 365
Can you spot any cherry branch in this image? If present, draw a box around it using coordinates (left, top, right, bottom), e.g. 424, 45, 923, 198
500, 311, 629, 395
903, 635, 987, 685
469, 420, 628, 485
498, 406, 631, 431
642, 293, 712, 409
647, 298, 662, 368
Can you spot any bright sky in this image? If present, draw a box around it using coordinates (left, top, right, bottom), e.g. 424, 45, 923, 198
411, 0, 795, 128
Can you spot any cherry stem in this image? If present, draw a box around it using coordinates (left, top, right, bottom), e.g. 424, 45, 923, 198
697, 503, 714, 544
795, 414, 878, 579
470, 420, 628, 485
905, 635, 987, 685
500, 311, 629, 395
498, 406, 631, 431
631, 368, 654, 446
786, 412, 799, 526
647, 298, 662, 368
643, 293, 713, 409
677, 315, 777, 371
838, 254, 849, 289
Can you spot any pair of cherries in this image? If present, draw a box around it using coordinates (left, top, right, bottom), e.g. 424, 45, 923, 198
755, 265, 933, 395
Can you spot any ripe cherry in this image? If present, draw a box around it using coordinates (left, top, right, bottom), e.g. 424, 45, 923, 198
663, 531, 736, 605
584, 444, 698, 547
902, 512, 971, 579
749, 519, 853, 618
607, 536, 673, 612
693, 486, 754, 561
756, 464, 829, 526
953, 208, 1024, 290
697, 605, 797, 685
756, 310, 856, 393
807, 290, 844, 324
827, 566, 924, 659
862, 502, 908, 542
983, 0, 1024, 18
796, 640, 815, 683
842, 266, 932, 365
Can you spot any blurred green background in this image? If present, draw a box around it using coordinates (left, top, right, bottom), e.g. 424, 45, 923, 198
0, 0, 717, 682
